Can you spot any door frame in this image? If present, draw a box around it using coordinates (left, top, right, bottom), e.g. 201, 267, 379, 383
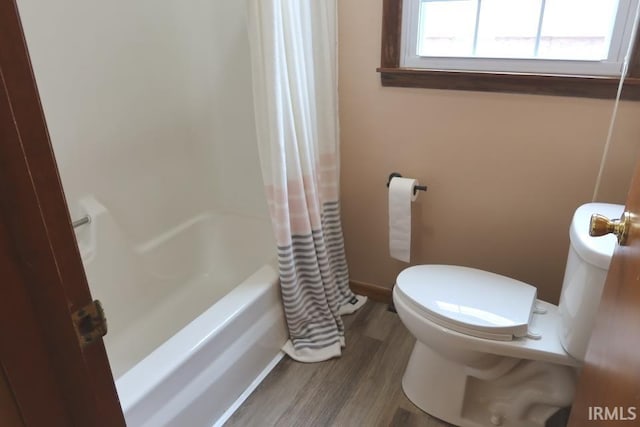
0, 1, 125, 425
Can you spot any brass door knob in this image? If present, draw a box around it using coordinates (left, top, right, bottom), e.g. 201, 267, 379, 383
589, 211, 631, 245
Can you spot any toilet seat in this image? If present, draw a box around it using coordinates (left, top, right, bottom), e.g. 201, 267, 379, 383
396, 265, 537, 341
394, 267, 578, 367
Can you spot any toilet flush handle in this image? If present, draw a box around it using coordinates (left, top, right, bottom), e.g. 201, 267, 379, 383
589, 211, 631, 245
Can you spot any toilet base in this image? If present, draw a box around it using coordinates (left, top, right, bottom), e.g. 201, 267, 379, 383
402, 341, 576, 427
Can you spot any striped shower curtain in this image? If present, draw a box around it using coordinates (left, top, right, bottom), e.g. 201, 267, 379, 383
248, 0, 366, 362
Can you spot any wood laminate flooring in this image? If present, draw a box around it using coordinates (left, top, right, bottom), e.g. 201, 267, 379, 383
224, 301, 452, 427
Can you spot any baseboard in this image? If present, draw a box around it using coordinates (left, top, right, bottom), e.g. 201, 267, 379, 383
349, 280, 393, 304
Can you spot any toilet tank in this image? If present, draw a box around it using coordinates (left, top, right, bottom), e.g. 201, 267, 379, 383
558, 202, 624, 361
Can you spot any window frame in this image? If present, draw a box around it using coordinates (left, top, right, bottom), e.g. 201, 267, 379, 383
378, 0, 640, 99
403, 0, 636, 76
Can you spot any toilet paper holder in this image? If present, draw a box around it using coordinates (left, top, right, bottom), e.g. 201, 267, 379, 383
387, 172, 427, 195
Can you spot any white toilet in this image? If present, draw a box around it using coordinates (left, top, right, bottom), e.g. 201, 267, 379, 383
393, 202, 623, 427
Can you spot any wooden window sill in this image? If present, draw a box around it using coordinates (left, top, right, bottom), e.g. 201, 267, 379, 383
377, 67, 640, 100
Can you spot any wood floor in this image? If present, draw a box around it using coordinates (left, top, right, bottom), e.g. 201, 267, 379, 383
224, 301, 452, 427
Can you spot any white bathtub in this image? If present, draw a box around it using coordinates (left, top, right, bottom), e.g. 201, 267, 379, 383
76, 197, 287, 426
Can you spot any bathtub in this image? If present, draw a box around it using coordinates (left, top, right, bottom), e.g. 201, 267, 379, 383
76, 197, 287, 426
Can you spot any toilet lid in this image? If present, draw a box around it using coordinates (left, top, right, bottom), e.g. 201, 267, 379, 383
396, 265, 537, 341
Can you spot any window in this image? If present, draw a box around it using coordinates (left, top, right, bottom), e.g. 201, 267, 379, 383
403, 0, 637, 76
379, 0, 640, 99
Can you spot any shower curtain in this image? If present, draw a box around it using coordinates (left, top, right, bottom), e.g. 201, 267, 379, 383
248, 0, 366, 362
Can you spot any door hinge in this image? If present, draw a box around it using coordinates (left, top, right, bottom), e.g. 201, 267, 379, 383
72, 300, 107, 347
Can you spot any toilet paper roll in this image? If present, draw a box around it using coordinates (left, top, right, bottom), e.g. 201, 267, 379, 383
389, 177, 419, 263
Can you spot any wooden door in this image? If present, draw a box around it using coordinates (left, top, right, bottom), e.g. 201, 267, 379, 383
0, 367, 22, 427
0, 1, 125, 426
568, 162, 640, 425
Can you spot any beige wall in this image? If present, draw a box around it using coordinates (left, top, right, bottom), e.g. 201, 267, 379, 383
338, 0, 640, 303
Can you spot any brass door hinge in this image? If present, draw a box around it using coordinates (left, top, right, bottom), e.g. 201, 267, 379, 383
72, 300, 107, 347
